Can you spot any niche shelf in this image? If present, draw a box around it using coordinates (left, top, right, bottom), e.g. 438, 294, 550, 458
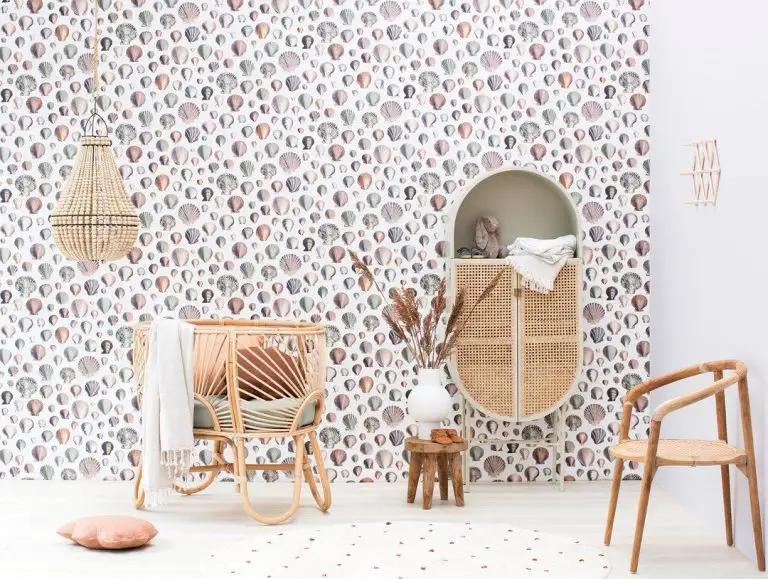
446, 168, 582, 259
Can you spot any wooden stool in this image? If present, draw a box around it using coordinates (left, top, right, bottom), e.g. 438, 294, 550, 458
405, 437, 468, 510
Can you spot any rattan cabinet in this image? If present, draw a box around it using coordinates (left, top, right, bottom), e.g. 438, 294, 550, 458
449, 258, 581, 489
450, 258, 581, 422
445, 167, 583, 488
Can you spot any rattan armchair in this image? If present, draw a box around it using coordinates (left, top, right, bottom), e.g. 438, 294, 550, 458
604, 360, 765, 573
130, 320, 331, 524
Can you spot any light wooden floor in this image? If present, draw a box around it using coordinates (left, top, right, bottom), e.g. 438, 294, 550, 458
0, 480, 760, 578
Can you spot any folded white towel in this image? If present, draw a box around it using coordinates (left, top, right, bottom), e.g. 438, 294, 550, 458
505, 234, 577, 293
141, 319, 196, 507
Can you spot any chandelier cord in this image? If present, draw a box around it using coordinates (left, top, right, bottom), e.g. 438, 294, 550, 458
86, 0, 106, 138
91, 0, 99, 109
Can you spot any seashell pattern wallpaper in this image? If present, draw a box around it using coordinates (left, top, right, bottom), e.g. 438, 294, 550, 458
0, 0, 650, 483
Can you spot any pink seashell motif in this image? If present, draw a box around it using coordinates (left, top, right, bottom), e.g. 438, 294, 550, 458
0, 0, 649, 487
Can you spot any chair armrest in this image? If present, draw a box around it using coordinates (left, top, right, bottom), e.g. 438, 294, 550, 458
626, 366, 701, 404
290, 390, 325, 431
617, 360, 746, 439
626, 360, 746, 404
652, 372, 741, 422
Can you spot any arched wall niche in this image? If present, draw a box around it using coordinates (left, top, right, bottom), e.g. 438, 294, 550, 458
447, 168, 582, 258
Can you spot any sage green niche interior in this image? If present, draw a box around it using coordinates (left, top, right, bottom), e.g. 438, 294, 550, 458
451, 170, 581, 257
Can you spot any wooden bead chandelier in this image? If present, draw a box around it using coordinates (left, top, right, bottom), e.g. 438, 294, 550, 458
52, 1, 138, 262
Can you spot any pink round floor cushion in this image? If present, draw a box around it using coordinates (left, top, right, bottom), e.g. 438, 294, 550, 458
57, 515, 158, 550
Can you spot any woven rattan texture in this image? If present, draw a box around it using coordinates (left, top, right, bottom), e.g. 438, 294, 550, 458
132, 321, 324, 434
454, 262, 517, 416
452, 260, 580, 420
456, 343, 516, 417
610, 439, 747, 467
454, 262, 515, 340
520, 260, 580, 418
521, 261, 579, 338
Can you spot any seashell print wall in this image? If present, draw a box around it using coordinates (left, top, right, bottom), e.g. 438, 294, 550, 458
0, 0, 650, 483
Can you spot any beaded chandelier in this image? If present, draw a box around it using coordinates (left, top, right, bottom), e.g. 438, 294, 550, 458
52, 1, 138, 261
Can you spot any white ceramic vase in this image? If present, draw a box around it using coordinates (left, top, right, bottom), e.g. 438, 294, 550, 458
407, 367, 453, 440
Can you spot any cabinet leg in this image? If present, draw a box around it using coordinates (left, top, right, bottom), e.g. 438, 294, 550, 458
559, 404, 566, 491
461, 396, 471, 492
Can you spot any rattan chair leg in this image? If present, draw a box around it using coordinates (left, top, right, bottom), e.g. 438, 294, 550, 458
173, 440, 224, 496
604, 457, 624, 546
237, 436, 305, 525
132, 461, 145, 509
173, 469, 219, 495
303, 430, 332, 512
232, 440, 241, 493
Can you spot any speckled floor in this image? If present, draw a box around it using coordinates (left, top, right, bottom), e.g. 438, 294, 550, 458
0, 481, 759, 578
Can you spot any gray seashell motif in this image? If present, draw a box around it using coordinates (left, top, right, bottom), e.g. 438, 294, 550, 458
0, 0, 649, 486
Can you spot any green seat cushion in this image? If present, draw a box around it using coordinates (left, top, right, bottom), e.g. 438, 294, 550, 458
193, 396, 316, 430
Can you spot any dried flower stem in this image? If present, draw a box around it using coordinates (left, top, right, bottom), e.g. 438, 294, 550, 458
348, 249, 503, 369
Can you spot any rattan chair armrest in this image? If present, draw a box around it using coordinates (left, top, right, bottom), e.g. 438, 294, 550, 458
290, 390, 325, 431
651, 372, 741, 422
194, 393, 221, 431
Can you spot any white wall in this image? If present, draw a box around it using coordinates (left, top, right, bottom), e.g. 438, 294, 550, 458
652, 0, 768, 566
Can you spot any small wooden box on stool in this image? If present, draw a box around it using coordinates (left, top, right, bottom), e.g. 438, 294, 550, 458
405, 437, 468, 509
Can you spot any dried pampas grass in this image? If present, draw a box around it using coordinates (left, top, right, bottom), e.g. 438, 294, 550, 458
348, 249, 502, 368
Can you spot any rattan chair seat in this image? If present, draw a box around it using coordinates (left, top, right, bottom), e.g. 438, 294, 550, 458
610, 439, 747, 467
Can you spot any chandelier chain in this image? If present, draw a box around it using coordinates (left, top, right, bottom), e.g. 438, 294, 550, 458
91, 0, 99, 107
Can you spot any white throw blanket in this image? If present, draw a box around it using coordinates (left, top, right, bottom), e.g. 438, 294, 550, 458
141, 319, 196, 508
505, 235, 577, 293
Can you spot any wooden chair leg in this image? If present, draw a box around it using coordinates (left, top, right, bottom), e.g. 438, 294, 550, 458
437, 455, 449, 500
720, 465, 734, 546
604, 457, 624, 546
407, 452, 423, 504
630, 422, 660, 574
739, 376, 766, 571
630, 461, 654, 574
745, 462, 766, 571
422, 455, 436, 510
714, 380, 734, 546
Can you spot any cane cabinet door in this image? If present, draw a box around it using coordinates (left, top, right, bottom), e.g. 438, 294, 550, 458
451, 261, 517, 418
518, 259, 581, 419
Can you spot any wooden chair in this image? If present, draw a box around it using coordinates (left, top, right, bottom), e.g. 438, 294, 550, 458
604, 360, 765, 573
